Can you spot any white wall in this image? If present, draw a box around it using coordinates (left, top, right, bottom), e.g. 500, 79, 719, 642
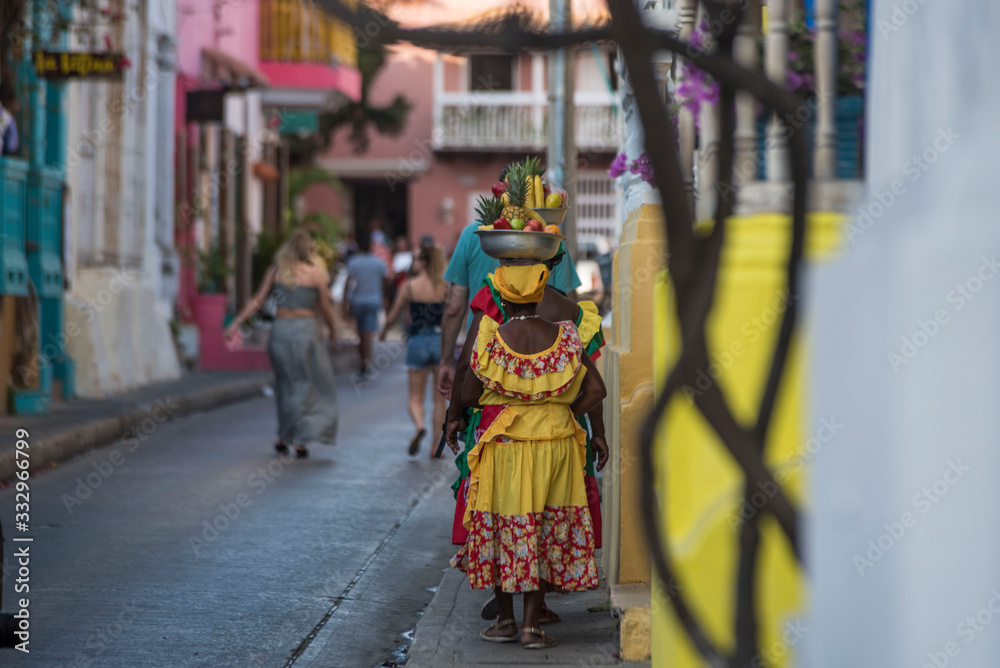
63, 0, 181, 397
575, 47, 614, 94
148, 0, 179, 316
805, 2, 1000, 666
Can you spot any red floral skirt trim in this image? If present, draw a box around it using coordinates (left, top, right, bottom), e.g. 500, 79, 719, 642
455, 476, 603, 548
451, 506, 599, 593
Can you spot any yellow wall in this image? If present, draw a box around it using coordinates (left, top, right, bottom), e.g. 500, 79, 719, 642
650, 212, 844, 667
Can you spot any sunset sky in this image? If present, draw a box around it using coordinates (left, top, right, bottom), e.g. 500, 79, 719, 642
390, 0, 611, 29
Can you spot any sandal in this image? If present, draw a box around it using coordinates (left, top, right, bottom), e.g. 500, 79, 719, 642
481, 592, 499, 620
521, 626, 557, 650
538, 603, 561, 625
294, 446, 309, 459
480, 618, 518, 643
409, 428, 426, 456
275, 442, 289, 455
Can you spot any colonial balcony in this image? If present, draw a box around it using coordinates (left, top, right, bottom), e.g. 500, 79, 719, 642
257, 0, 361, 107
433, 91, 618, 152
431, 45, 620, 153
620, 0, 866, 219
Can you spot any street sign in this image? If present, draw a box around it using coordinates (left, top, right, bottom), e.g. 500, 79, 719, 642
33, 51, 126, 79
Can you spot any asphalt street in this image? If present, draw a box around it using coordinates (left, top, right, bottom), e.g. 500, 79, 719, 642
0, 350, 458, 668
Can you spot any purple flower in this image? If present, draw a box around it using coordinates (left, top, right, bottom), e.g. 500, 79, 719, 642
787, 49, 800, 63
787, 70, 815, 93
677, 62, 720, 128
676, 79, 696, 100
629, 154, 656, 187
851, 72, 866, 89
609, 152, 629, 179
846, 30, 867, 47
689, 21, 709, 49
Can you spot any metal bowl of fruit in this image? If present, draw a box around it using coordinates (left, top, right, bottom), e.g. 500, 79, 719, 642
475, 229, 566, 261
528, 207, 568, 226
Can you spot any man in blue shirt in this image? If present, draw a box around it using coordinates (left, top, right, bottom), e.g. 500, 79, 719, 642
345, 233, 389, 373
436, 219, 581, 397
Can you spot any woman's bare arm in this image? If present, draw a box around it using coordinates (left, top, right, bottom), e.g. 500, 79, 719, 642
445, 309, 484, 448
226, 266, 276, 337
380, 281, 411, 341
449, 310, 483, 416
587, 400, 609, 472
313, 265, 338, 339
570, 354, 607, 417
461, 364, 485, 410
437, 282, 470, 396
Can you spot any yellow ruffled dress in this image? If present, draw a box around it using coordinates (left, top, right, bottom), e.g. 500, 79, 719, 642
450, 316, 599, 593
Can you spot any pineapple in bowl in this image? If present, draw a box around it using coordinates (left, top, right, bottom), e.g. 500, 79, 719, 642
475, 157, 566, 259
501, 158, 545, 230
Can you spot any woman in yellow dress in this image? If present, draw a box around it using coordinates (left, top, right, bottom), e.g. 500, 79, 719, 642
449, 262, 606, 650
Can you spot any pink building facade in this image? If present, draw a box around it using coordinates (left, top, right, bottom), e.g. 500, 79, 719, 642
173, 0, 359, 370
307, 12, 620, 257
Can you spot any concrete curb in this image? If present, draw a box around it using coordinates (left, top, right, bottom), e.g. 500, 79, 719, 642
405, 569, 467, 668
0, 375, 272, 484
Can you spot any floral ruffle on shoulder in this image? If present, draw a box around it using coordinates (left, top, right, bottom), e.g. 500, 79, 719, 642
472, 318, 583, 401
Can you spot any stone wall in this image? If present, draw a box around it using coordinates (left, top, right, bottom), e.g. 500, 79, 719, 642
64, 268, 180, 399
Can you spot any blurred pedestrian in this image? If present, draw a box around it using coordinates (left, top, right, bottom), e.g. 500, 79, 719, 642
392, 236, 413, 281
370, 222, 394, 268
380, 244, 447, 457
226, 230, 339, 458
345, 232, 388, 373
0, 82, 19, 156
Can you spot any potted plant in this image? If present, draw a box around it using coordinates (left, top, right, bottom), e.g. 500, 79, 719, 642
192, 244, 229, 331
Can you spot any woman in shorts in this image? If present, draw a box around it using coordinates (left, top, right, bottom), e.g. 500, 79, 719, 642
381, 244, 447, 457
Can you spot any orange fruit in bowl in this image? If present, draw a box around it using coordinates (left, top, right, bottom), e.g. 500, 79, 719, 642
543, 224, 561, 235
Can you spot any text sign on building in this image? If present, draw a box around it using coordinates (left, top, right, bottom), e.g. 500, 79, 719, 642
34, 51, 126, 79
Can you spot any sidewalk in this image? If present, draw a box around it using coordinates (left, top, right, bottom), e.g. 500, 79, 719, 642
0, 342, 360, 484
406, 566, 647, 667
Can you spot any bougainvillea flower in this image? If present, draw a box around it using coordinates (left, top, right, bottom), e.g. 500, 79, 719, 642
608, 152, 629, 179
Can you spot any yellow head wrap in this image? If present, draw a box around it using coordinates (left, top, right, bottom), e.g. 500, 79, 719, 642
493, 264, 550, 304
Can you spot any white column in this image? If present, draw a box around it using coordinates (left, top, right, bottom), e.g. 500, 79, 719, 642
695, 99, 718, 221
152, 3, 178, 310
244, 90, 264, 237
676, 0, 699, 203
764, 0, 789, 182
432, 53, 444, 147
532, 51, 545, 146
733, 0, 760, 185
813, 0, 839, 179
806, 2, 1000, 667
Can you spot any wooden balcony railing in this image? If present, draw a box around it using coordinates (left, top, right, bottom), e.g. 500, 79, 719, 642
259, 0, 357, 69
